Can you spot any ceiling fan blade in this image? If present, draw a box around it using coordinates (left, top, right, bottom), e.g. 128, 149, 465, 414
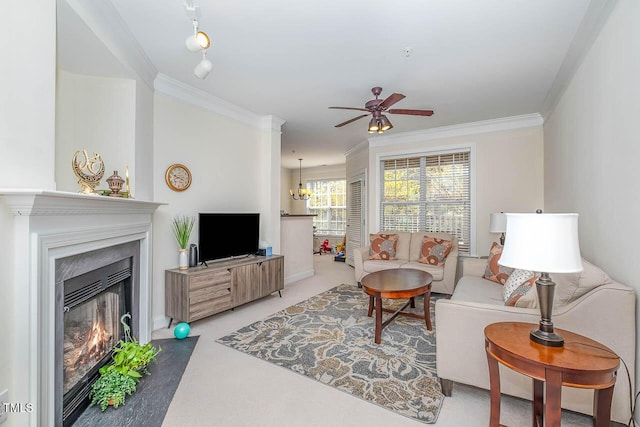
379, 93, 406, 109
334, 114, 369, 127
388, 108, 434, 116
329, 106, 370, 112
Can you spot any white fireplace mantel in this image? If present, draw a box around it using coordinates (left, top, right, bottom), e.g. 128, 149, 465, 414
1, 189, 164, 427
0, 189, 163, 216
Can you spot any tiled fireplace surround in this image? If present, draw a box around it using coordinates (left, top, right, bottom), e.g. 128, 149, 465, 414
2, 190, 163, 427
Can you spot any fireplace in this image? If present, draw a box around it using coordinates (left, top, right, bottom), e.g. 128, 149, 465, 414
55, 242, 139, 426
1, 190, 162, 426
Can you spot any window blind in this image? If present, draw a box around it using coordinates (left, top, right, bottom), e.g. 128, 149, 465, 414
380, 151, 471, 254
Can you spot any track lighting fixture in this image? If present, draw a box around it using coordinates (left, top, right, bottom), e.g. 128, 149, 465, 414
184, 1, 212, 79
194, 51, 213, 79
186, 24, 210, 51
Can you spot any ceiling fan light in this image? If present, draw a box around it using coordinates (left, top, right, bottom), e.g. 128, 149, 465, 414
379, 115, 393, 131
186, 31, 211, 51
368, 118, 379, 132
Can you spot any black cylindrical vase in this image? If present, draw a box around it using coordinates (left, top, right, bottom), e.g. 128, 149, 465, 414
189, 244, 198, 267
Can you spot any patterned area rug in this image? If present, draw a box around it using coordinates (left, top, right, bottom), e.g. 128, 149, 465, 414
216, 284, 445, 423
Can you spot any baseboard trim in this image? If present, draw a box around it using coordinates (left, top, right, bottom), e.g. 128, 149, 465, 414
153, 315, 170, 331
284, 269, 315, 285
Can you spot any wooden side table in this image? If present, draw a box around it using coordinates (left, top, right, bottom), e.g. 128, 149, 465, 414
484, 322, 619, 427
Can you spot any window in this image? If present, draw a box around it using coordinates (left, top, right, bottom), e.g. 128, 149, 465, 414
380, 150, 471, 254
307, 179, 346, 236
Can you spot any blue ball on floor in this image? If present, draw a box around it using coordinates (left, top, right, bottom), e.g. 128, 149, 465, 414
174, 322, 190, 339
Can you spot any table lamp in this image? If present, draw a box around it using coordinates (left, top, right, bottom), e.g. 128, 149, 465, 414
489, 212, 507, 245
498, 212, 583, 347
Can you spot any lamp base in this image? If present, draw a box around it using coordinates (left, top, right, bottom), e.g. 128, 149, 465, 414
530, 328, 564, 347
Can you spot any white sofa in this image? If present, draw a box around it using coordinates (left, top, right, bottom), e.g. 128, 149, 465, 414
435, 257, 636, 424
354, 231, 458, 295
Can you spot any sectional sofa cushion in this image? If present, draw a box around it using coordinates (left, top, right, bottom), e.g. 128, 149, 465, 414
368, 233, 398, 260
503, 269, 538, 306
482, 242, 513, 284
418, 237, 453, 266
354, 231, 458, 294
514, 258, 613, 308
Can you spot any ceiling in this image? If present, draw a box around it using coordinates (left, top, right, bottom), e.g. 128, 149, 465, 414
58, 0, 606, 169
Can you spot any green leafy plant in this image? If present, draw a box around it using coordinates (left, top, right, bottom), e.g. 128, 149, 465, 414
89, 313, 161, 412
99, 339, 161, 379
172, 215, 195, 250
89, 370, 137, 411
100, 339, 162, 381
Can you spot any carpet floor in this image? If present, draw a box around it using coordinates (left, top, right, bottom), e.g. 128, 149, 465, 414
216, 284, 445, 424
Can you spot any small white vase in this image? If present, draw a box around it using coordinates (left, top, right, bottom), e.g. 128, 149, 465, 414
179, 249, 189, 270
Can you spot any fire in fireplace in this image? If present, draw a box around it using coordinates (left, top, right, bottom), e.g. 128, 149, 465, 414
57, 251, 135, 427
63, 284, 123, 395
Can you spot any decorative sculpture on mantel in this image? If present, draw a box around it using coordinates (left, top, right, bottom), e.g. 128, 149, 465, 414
106, 170, 125, 197
72, 149, 105, 195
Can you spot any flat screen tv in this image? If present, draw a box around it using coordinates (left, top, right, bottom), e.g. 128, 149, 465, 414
198, 213, 260, 262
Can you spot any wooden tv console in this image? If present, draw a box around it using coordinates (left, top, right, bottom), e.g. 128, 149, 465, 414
165, 254, 284, 326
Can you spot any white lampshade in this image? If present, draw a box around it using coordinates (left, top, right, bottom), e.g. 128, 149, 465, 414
488, 213, 507, 233
498, 213, 583, 273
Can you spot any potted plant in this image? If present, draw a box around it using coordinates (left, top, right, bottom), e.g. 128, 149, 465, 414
89, 369, 137, 411
172, 215, 195, 269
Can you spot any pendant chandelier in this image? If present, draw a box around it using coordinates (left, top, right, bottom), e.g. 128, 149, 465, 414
290, 158, 311, 200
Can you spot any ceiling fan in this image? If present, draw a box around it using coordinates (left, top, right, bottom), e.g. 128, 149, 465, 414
329, 86, 434, 133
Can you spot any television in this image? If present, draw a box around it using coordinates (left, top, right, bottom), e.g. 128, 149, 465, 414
198, 213, 260, 262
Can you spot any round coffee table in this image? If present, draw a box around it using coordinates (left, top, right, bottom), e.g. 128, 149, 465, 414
361, 269, 433, 344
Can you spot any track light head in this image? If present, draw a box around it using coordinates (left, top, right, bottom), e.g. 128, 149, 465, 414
186, 31, 210, 51
194, 53, 213, 79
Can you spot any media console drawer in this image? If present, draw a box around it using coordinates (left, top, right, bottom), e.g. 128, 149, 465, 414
165, 255, 284, 325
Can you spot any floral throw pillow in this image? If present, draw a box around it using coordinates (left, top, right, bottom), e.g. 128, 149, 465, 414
418, 237, 453, 266
503, 269, 539, 306
368, 233, 399, 260
483, 242, 514, 284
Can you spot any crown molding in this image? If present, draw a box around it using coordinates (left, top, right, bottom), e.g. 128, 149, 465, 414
344, 139, 369, 158
260, 115, 286, 132
368, 113, 543, 147
63, 0, 157, 90
155, 74, 284, 131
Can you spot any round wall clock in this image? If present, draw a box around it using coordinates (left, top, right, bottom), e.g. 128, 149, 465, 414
165, 164, 192, 191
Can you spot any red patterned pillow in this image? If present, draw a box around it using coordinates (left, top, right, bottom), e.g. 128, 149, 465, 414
368, 233, 398, 260
418, 237, 453, 266
483, 242, 514, 284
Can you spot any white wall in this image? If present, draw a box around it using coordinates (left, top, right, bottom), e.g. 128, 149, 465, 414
365, 124, 544, 256
543, 0, 640, 398
55, 71, 136, 192
280, 167, 293, 214
0, 0, 56, 190
0, 2, 56, 425
151, 93, 278, 329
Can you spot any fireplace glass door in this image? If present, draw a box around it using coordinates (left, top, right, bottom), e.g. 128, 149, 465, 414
63, 283, 124, 394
